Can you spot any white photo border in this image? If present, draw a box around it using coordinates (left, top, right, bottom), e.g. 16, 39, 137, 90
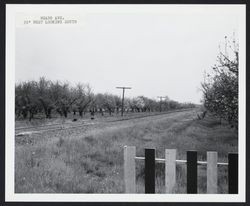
5, 4, 246, 202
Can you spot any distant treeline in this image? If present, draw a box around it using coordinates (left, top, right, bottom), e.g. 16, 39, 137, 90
15, 77, 196, 121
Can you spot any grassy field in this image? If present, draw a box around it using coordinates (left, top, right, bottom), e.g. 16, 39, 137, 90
15, 109, 238, 193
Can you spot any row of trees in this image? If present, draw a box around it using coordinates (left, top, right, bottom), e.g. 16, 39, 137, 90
15, 77, 196, 120
201, 36, 238, 128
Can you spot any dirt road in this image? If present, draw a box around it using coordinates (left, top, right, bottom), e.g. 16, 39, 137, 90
15, 108, 198, 137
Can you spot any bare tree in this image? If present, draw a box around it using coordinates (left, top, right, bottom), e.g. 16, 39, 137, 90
73, 83, 93, 117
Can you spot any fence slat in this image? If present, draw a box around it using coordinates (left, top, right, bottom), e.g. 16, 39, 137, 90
228, 153, 238, 194
165, 149, 176, 193
187, 151, 197, 193
124, 146, 136, 193
207, 151, 218, 193
145, 148, 155, 193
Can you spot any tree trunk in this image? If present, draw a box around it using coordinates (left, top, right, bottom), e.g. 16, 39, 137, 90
22, 110, 28, 119
48, 108, 52, 118
29, 111, 33, 121
79, 110, 83, 117
63, 110, 68, 118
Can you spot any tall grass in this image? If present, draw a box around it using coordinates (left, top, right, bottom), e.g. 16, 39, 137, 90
15, 110, 237, 193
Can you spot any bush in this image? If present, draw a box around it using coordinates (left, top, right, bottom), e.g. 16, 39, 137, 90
201, 36, 238, 128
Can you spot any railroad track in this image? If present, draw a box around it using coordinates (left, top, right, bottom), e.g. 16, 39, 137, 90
107, 108, 193, 122
15, 108, 195, 136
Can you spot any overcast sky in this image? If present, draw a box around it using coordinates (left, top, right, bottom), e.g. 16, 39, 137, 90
15, 5, 241, 104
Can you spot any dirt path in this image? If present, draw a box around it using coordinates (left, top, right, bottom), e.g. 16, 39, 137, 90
68, 108, 198, 138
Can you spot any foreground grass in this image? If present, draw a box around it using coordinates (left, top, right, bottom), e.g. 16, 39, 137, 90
15, 110, 237, 193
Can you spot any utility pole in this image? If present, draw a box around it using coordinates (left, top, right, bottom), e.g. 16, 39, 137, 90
157, 96, 167, 112
116, 87, 132, 116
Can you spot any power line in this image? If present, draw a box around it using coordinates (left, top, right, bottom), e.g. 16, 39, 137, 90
116, 87, 132, 116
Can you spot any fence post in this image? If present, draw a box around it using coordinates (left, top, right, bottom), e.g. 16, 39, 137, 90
228, 153, 238, 194
145, 148, 155, 193
207, 151, 218, 193
187, 150, 197, 193
165, 149, 176, 193
124, 146, 136, 193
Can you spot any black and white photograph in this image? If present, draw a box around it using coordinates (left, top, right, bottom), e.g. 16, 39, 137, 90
5, 4, 246, 202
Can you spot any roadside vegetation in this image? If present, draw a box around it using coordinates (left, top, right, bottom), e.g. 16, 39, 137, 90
201, 36, 238, 129
15, 109, 237, 193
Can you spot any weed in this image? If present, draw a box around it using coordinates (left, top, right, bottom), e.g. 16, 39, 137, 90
15, 110, 237, 193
